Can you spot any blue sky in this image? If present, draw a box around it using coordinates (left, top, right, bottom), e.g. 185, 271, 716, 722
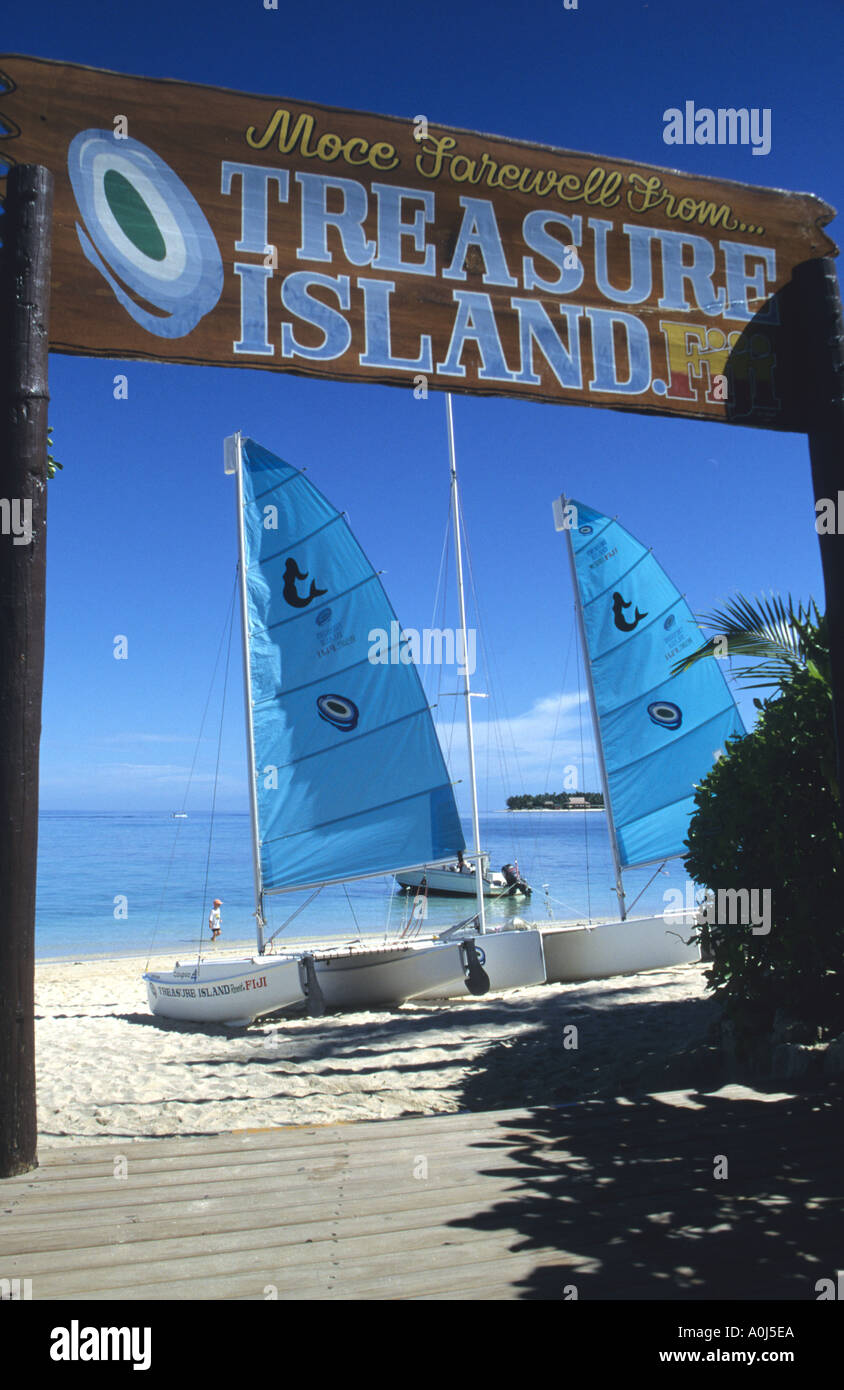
3, 0, 841, 812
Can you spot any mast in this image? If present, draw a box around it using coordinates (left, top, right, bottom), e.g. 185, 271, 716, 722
227, 432, 266, 954
446, 396, 486, 933
559, 498, 627, 921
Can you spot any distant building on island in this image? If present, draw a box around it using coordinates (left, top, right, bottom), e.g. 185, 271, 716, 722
506, 791, 604, 810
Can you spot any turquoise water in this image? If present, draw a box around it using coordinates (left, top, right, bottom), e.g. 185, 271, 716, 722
36, 810, 693, 958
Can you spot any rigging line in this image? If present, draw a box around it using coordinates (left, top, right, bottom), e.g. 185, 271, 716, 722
520, 621, 577, 886
181, 568, 240, 810
397, 882, 411, 935
400, 880, 429, 938
342, 880, 362, 938
428, 494, 452, 647
626, 860, 669, 916
458, 482, 539, 858
454, 488, 500, 836
439, 497, 458, 767
386, 874, 406, 941
497, 610, 575, 877
438, 496, 458, 762
543, 624, 576, 797
264, 884, 323, 947
383, 874, 398, 940
421, 496, 453, 758
434, 498, 459, 769
196, 577, 238, 962
454, 493, 492, 819
542, 889, 604, 918
574, 599, 593, 923
458, 487, 531, 869
144, 569, 239, 972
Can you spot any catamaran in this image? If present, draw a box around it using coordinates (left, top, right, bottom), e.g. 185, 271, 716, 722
144, 425, 545, 1025
539, 496, 746, 983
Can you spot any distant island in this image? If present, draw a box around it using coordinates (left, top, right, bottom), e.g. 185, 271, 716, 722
506, 792, 604, 810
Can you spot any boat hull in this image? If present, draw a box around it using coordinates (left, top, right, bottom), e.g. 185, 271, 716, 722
313, 940, 468, 1009
540, 914, 700, 983
394, 867, 527, 897
417, 927, 547, 998
144, 956, 307, 1026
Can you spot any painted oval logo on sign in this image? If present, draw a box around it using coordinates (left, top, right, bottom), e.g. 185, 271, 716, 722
67, 129, 223, 338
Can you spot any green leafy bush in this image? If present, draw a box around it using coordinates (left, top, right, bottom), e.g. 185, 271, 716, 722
47, 425, 63, 479
685, 667, 843, 1042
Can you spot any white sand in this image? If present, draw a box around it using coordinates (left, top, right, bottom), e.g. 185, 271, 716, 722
34, 952, 720, 1148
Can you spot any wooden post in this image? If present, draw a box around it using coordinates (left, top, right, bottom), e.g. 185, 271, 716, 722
0, 165, 52, 1178
791, 260, 844, 822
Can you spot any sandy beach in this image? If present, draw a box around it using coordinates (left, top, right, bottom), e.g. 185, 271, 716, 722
35, 951, 723, 1148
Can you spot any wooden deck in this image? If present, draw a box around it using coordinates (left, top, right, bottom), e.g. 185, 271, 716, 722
1, 1082, 841, 1300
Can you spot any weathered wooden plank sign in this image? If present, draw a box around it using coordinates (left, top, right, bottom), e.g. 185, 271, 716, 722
0, 54, 837, 429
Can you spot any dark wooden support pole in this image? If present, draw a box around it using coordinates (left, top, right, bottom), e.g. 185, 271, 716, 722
0, 165, 52, 1178
792, 260, 844, 827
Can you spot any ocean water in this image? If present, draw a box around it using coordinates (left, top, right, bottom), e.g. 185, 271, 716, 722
35, 810, 693, 959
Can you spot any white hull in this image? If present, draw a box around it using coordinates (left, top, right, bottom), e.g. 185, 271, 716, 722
540, 913, 700, 983
418, 927, 547, 998
313, 939, 468, 1009
394, 866, 527, 898
144, 956, 307, 1026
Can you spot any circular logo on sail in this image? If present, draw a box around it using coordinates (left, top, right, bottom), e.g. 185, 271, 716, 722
316, 607, 332, 627
317, 694, 359, 731
664, 614, 676, 631
67, 130, 223, 339
578, 525, 594, 535
648, 700, 682, 730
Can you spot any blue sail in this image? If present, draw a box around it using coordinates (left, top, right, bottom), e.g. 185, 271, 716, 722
238, 438, 464, 893
564, 499, 745, 868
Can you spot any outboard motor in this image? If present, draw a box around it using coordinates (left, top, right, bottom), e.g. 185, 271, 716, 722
501, 863, 531, 896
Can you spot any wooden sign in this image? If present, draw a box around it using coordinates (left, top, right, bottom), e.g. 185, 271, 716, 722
0, 54, 837, 430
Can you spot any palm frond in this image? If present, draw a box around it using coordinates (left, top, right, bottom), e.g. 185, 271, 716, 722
670, 592, 824, 691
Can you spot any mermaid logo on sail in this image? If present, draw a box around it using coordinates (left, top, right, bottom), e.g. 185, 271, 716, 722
283, 557, 327, 608
612, 591, 648, 632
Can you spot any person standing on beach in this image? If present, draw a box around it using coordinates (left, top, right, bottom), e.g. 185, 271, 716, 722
209, 899, 222, 942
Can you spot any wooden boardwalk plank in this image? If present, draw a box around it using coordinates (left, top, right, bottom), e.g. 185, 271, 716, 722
1, 1086, 840, 1301
48, 1248, 581, 1302
3, 1146, 837, 1261
6, 1093, 837, 1186
30, 1086, 805, 1169
3, 1122, 833, 1228
5, 1179, 838, 1293
38, 1238, 584, 1302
